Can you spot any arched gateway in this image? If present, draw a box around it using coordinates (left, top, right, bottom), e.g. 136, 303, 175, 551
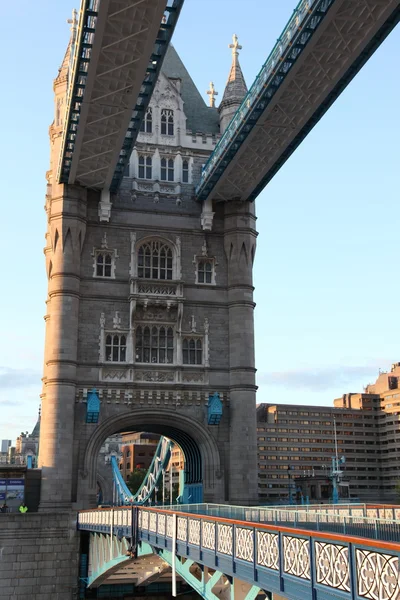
39, 42, 258, 510
78, 410, 223, 508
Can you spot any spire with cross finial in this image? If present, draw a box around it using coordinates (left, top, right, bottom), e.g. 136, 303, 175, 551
206, 82, 218, 108
219, 34, 248, 133
229, 34, 242, 57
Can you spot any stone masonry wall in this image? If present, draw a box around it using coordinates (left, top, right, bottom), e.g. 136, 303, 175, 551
0, 513, 79, 600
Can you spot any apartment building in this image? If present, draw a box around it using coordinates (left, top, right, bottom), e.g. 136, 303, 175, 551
257, 400, 381, 504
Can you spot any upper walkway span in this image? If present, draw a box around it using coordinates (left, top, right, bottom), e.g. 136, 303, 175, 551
57, 0, 184, 194
78, 504, 400, 599
196, 0, 400, 204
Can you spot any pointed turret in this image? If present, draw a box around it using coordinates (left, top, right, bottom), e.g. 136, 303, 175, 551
219, 34, 248, 133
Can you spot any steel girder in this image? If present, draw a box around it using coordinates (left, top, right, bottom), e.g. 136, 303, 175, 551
196, 0, 400, 203
58, 0, 184, 191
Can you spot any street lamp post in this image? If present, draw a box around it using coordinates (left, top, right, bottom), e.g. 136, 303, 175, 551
287, 466, 294, 505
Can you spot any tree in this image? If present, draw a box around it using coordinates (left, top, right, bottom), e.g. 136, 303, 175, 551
126, 468, 147, 496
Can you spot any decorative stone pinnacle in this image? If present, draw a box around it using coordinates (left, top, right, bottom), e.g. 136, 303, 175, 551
67, 9, 78, 42
206, 82, 218, 108
229, 34, 242, 56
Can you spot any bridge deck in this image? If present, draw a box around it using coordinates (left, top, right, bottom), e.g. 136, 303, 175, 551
196, 0, 400, 203
78, 505, 400, 600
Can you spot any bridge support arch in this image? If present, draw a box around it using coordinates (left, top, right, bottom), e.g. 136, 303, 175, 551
76, 408, 225, 509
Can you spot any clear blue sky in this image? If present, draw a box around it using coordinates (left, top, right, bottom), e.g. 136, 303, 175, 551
0, 1, 399, 443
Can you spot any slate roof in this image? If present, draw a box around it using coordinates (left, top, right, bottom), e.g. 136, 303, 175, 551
220, 51, 248, 109
161, 44, 220, 135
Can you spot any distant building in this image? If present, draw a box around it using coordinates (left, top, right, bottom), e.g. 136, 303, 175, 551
257, 362, 400, 504
1, 440, 11, 453
119, 432, 160, 481
257, 402, 380, 504
15, 411, 41, 467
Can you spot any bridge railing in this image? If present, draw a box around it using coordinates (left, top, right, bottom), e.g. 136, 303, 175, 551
78, 506, 400, 600
78, 503, 400, 542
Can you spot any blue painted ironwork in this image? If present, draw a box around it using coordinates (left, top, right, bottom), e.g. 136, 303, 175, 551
78, 506, 400, 600
196, 0, 335, 201
111, 437, 172, 505
26, 455, 33, 469
207, 392, 222, 425
86, 388, 100, 423
110, 0, 185, 192
197, 0, 400, 203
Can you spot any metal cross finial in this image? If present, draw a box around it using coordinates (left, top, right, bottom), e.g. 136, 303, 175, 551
229, 34, 242, 56
206, 82, 218, 108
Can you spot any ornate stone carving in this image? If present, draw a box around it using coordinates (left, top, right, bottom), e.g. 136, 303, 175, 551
181, 372, 205, 384
134, 370, 175, 383
100, 368, 133, 382
113, 311, 121, 329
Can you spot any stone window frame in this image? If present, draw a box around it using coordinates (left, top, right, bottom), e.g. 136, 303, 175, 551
194, 257, 216, 285
135, 323, 176, 365
182, 159, 190, 183
105, 332, 128, 363
182, 336, 203, 365
161, 108, 174, 136
140, 107, 153, 134
92, 248, 118, 279
137, 239, 174, 281
160, 156, 174, 182
138, 154, 153, 179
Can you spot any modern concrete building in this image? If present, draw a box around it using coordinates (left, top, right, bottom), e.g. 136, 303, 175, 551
257, 362, 400, 504
256, 402, 381, 504
39, 35, 258, 509
1, 440, 11, 453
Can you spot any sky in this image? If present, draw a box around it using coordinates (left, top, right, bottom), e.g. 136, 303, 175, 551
0, 1, 399, 443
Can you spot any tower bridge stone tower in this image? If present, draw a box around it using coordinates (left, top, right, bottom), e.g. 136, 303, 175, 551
39, 39, 258, 510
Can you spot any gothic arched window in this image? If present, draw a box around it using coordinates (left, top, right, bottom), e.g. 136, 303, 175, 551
161, 109, 174, 135
140, 107, 152, 133
197, 260, 213, 284
182, 160, 189, 183
161, 158, 174, 182
183, 338, 202, 365
135, 325, 174, 364
138, 240, 173, 280
105, 334, 126, 362
138, 155, 152, 179
96, 252, 112, 277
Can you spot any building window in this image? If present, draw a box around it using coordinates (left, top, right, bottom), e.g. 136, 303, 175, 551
161, 109, 174, 135
138, 240, 173, 280
135, 325, 174, 364
140, 107, 152, 133
138, 155, 152, 179
161, 158, 174, 181
96, 252, 112, 277
105, 334, 127, 362
182, 160, 189, 183
126, 462, 131, 470
197, 260, 214, 284
183, 338, 202, 365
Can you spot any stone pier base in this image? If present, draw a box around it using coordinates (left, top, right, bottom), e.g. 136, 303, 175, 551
0, 512, 79, 600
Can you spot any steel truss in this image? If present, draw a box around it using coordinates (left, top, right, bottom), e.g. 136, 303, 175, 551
196, 0, 400, 203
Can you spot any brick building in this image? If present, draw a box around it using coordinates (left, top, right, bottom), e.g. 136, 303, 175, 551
257, 362, 400, 504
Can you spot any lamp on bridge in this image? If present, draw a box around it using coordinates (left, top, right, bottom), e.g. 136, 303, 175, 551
207, 392, 223, 425
86, 389, 100, 423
